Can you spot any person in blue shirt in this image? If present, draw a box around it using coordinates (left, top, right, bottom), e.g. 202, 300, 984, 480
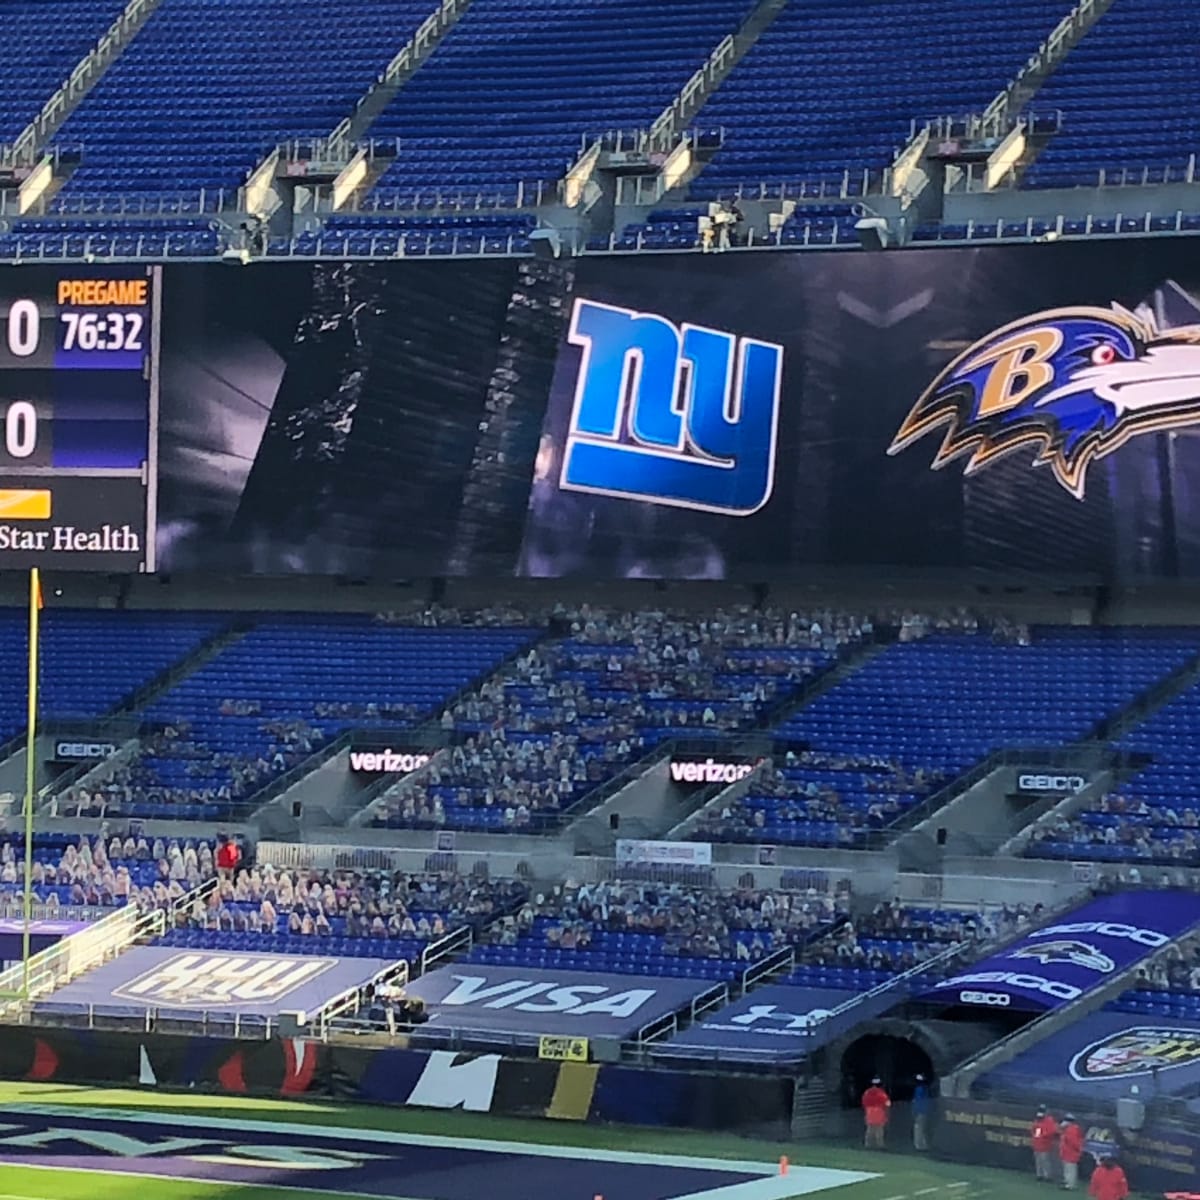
912, 1073, 932, 1150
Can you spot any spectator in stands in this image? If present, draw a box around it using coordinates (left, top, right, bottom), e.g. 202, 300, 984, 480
215, 836, 241, 878
861, 1078, 890, 1149
1031, 1106, 1059, 1182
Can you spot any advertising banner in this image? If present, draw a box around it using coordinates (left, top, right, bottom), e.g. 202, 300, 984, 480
35, 945, 398, 1019
346, 747, 432, 777
979, 1009, 1200, 1102
538, 1035, 589, 1062
126, 241, 1200, 581
1015, 772, 1089, 795
668, 757, 757, 787
653, 984, 860, 1061
921, 891, 1200, 1013
403, 965, 712, 1040
938, 1098, 1200, 1196
614, 840, 713, 868
49, 740, 118, 764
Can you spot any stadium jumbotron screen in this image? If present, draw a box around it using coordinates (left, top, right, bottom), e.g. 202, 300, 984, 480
12, 237, 1200, 579
0, 267, 159, 571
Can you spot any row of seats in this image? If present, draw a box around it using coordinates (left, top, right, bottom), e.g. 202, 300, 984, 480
0, 609, 224, 743
0, 0, 1188, 243
101, 616, 534, 820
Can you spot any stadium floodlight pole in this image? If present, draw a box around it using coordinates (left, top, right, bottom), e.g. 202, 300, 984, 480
21, 566, 40, 1002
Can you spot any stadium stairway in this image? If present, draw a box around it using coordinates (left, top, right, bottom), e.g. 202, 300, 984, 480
253, 623, 550, 838
889, 643, 1200, 861
37, 619, 250, 813
662, 641, 893, 844
246, 0, 473, 223
1002, 651, 1200, 857
891, 0, 1118, 230
0, 0, 162, 165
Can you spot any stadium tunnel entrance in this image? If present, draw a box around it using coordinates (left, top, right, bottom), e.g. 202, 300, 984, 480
839, 1034, 932, 1108
831, 1017, 1006, 1111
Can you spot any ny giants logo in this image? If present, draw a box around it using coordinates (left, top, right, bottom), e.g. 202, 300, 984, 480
888, 305, 1200, 499
560, 299, 783, 515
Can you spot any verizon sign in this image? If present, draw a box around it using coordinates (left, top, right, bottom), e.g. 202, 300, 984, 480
348, 748, 432, 777
669, 757, 755, 786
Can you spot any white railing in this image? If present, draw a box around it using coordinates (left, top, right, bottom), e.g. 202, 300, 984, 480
648, 35, 735, 152
7, 0, 163, 162
0, 187, 228, 218
328, 0, 470, 150
315, 958, 408, 1039
255, 839, 535, 881
0, 899, 164, 1009
983, 0, 1109, 130
0, 903, 110, 922
420, 924, 471, 975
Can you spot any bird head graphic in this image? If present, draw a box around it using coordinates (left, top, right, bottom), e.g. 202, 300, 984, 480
888, 305, 1200, 498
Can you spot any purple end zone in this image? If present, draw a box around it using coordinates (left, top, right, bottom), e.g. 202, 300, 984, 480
0, 1111, 761, 1200
36, 946, 401, 1018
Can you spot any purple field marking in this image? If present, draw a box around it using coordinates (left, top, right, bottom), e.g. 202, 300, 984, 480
0, 1109, 771, 1200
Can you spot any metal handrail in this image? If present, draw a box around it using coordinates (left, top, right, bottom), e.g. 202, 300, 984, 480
315, 958, 408, 1039
420, 924, 472, 976
7, 0, 162, 161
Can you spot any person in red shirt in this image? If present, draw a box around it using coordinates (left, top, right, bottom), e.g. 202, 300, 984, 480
1059, 1114, 1084, 1190
1088, 1156, 1129, 1200
1031, 1106, 1059, 1181
862, 1077, 891, 1149
216, 836, 241, 877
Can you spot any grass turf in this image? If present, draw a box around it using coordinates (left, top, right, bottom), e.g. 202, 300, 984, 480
0, 1081, 1069, 1200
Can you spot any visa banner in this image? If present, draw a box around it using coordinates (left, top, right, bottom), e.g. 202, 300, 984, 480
922, 891, 1200, 1013
403, 965, 713, 1040
652, 984, 860, 1062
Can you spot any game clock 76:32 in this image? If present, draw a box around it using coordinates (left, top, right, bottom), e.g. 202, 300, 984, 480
0, 267, 159, 571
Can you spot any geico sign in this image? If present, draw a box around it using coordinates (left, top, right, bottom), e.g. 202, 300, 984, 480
669, 758, 754, 785
942, 971, 1082, 1002
54, 741, 117, 760
1018, 773, 1086, 793
960, 990, 1011, 1007
1033, 920, 1169, 949
348, 749, 431, 775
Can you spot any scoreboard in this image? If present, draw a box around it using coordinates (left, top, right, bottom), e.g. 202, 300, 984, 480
0, 266, 158, 571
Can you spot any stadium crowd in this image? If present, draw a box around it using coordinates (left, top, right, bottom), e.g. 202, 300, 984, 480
1027, 798, 1200, 865
169, 864, 527, 942
481, 876, 849, 961
373, 604, 872, 829
804, 899, 1039, 973
692, 750, 945, 844
0, 832, 220, 911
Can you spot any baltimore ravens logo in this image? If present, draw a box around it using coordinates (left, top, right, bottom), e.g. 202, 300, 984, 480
1070, 1027, 1200, 1080
888, 305, 1200, 499
1009, 940, 1115, 973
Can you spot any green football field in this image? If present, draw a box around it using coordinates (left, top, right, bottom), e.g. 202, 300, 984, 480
0, 1080, 1077, 1200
